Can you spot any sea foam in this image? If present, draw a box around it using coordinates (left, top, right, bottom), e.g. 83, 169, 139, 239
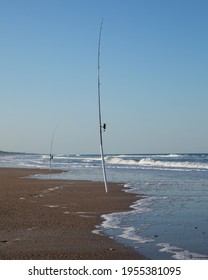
119, 226, 154, 244
157, 243, 208, 260
106, 156, 208, 170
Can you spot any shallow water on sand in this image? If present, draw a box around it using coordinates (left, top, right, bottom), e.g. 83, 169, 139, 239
1, 152, 208, 259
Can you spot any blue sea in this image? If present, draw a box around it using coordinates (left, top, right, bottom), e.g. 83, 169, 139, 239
0, 151, 208, 260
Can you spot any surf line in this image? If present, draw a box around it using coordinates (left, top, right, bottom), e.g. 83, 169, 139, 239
97, 19, 108, 193
49, 124, 58, 172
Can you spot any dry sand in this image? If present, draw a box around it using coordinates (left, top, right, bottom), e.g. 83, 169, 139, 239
0, 168, 146, 259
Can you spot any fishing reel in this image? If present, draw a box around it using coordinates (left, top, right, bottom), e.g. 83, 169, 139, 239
103, 123, 106, 132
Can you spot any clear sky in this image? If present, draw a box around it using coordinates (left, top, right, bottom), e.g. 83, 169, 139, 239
1, 0, 208, 154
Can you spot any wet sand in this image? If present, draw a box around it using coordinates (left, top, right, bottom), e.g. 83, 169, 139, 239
0, 168, 146, 259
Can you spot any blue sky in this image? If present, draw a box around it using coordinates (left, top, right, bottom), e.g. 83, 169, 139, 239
0, 0, 208, 154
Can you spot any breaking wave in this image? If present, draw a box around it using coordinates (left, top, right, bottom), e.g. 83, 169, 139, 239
106, 155, 208, 170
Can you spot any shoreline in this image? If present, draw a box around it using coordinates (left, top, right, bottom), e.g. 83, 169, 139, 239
0, 167, 146, 260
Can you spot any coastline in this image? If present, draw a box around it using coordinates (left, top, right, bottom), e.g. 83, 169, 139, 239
0, 168, 146, 260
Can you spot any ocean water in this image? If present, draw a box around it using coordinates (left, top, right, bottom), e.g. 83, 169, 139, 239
0, 151, 208, 260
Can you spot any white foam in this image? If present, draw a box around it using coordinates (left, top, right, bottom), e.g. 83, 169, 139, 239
101, 196, 153, 228
42, 154, 49, 159
106, 157, 138, 165
157, 243, 208, 260
139, 158, 208, 170
167, 153, 181, 158
92, 228, 103, 235
106, 155, 208, 170
119, 226, 154, 244
159, 154, 182, 158
130, 196, 158, 212
101, 213, 123, 229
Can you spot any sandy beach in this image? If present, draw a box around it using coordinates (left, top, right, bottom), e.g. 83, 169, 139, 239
0, 168, 145, 260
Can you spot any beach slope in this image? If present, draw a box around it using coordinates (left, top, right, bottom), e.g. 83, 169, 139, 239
0, 168, 145, 259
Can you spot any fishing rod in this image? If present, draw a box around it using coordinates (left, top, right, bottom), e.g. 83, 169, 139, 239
49, 124, 58, 172
98, 19, 108, 193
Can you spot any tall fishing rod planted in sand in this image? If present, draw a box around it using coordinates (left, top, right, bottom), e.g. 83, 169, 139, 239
49, 125, 58, 172
98, 19, 108, 193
